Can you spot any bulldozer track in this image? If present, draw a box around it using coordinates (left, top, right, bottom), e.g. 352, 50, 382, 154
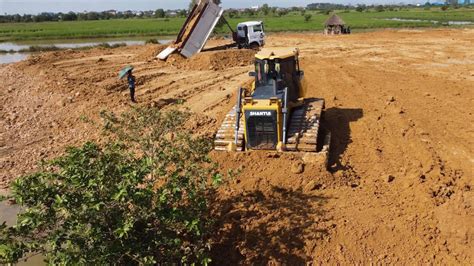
286, 99, 325, 152
214, 106, 245, 152
214, 100, 326, 153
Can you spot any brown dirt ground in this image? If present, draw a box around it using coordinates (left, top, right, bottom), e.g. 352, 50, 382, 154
1, 29, 473, 264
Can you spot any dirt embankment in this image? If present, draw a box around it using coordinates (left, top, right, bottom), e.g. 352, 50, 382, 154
1, 29, 473, 264
166, 49, 255, 71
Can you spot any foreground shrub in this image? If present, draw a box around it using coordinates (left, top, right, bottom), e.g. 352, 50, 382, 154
145, 38, 159, 44
0, 107, 220, 265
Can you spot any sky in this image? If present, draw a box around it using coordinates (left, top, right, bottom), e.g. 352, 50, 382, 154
1, 0, 426, 15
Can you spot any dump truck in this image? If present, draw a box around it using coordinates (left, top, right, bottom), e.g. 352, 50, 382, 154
214, 48, 331, 165
226, 21, 265, 49
158, 0, 265, 60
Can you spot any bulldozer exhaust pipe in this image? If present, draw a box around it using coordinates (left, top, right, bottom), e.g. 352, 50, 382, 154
282, 87, 289, 144
235, 88, 243, 146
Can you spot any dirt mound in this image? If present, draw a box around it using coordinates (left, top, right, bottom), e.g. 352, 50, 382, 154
136, 44, 168, 61
211, 151, 335, 192
20, 50, 80, 66
166, 49, 256, 71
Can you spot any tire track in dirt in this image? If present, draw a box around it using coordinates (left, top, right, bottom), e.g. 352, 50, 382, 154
296, 31, 472, 263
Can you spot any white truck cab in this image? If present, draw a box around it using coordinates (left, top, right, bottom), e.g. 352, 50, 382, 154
235, 21, 265, 49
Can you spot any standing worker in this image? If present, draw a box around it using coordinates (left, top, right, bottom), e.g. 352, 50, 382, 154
119, 65, 137, 103
127, 70, 137, 103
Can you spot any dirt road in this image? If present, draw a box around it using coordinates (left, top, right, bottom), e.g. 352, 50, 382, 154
1, 29, 473, 264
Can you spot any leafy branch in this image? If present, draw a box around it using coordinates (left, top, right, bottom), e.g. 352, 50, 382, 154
1, 107, 221, 265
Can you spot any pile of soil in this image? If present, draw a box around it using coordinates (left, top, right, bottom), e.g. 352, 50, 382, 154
21, 50, 80, 66
166, 49, 256, 71
136, 44, 168, 62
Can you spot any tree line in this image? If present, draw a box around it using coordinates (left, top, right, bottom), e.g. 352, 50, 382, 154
0, 10, 186, 23
0, 0, 218, 23
1, 2, 472, 23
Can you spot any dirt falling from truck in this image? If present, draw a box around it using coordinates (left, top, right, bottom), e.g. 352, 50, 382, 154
165, 49, 256, 71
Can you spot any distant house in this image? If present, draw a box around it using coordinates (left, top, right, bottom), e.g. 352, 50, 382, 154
324, 14, 350, 35
167, 11, 178, 17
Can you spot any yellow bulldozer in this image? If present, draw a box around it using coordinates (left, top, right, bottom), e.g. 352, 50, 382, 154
214, 48, 331, 163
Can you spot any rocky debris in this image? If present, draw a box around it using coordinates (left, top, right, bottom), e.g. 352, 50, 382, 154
303, 180, 324, 193
56, 100, 66, 107
387, 175, 396, 183
302, 152, 328, 165
350, 182, 359, 188
291, 161, 305, 174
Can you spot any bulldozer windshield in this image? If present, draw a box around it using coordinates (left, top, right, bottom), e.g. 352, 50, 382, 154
255, 60, 284, 88
254, 58, 300, 101
255, 60, 272, 87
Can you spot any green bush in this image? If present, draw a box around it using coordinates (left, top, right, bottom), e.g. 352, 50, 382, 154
145, 38, 159, 44
97, 42, 126, 49
21, 45, 60, 52
376, 5, 386, 12
0, 107, 221, 265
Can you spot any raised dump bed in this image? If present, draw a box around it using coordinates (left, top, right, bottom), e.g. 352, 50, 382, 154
158, 0, 224, 60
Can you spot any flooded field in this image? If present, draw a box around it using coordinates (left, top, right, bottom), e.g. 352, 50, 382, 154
0, 190, 45, 265
0, 53, 29, 64
0, 37, 173, 64
384, 17, 474, 25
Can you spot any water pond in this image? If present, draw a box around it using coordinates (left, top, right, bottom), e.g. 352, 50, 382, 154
384, 18, 474, 25
0, 37, 172, 64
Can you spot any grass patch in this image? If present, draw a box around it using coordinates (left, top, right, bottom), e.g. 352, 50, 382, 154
0, 8, 472, 42
145, 38, 160, 44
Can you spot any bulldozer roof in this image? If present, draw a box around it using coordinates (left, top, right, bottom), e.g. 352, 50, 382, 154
255, 48, 299, 60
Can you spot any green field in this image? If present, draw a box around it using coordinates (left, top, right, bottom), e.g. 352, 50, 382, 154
0, 8, 473, 42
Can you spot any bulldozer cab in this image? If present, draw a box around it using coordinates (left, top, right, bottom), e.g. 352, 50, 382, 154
241, 49, 304, 150
251, 49, 302, 103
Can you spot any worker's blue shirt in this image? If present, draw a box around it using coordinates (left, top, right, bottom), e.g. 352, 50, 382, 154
128, 75, 135, 89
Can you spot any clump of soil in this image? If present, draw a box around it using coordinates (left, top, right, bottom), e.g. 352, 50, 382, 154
136, 44, 168, 61
166, 49, 255, 71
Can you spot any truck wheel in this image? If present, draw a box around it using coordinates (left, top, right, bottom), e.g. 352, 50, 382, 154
250, 42, 260, 50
